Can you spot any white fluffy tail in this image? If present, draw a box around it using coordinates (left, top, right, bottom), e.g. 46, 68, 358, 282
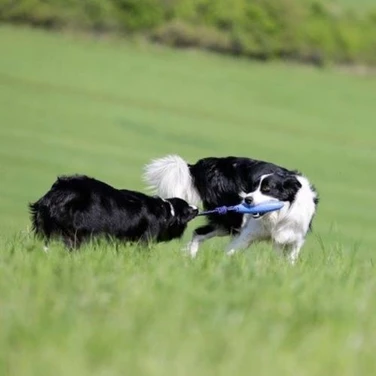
143, 154, 201, 206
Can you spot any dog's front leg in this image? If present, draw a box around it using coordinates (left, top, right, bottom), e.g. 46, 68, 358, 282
225, 219, 260, 255
184, 225, 228, 258
273, 239, 304, 265
287, 240, 304, 265
225, 233, 254, 255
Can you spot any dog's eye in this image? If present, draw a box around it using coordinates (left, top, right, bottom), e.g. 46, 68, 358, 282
262, 186, 270, 193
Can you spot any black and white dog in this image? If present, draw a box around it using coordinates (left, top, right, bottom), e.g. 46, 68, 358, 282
143, 155, 319, 263
29, 175, 198, 249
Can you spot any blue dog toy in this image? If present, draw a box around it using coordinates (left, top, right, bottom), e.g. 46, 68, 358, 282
197, 201, 284, 216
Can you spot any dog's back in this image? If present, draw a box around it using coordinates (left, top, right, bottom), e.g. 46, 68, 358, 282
29, 174, 131, 236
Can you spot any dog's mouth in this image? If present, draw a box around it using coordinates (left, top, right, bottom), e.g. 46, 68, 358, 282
191, 209, 199, 219
251, 212, 265, 219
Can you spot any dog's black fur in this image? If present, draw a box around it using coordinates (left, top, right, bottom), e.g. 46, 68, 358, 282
29, 175, 198, 249
188, 157, 319, 237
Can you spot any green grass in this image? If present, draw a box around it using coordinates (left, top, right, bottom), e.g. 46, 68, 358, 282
0, 26, 376, 375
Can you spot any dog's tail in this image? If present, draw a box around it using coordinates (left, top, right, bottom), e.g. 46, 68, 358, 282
29, 200, 45, 237
28, 199, 54, 241
143, 154, 201, 206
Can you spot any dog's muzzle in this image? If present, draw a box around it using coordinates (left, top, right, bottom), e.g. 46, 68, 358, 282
244, 197, 262, 218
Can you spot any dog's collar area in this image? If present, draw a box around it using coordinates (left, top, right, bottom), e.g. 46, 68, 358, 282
163, 199, 175, 217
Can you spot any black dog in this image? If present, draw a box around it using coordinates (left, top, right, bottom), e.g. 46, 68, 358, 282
29, 175, 198, 249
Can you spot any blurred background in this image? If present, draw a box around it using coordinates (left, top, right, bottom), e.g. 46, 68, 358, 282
0, 0, 375, 251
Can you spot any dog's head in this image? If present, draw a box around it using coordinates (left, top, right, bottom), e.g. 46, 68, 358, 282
161, 198, 198, 240
166, 198, 199, 222
242, 173, 301, 218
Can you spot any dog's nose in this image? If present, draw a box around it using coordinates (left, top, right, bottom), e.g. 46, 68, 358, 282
244, 196, 254, 205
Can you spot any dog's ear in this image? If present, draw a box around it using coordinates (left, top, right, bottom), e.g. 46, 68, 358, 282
283, 176, 302, 192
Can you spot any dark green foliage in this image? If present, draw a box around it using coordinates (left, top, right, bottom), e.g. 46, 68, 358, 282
114, 0, 165, 31
0, 0, 375, 65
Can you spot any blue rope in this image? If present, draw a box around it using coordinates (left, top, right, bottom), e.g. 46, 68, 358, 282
197, 205, 240, 216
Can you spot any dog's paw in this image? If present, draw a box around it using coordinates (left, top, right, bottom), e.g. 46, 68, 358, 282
226, 249, 236, 256
181, 243, 199, 258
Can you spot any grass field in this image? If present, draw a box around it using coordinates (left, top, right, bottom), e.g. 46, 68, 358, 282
1, 25, 376, 375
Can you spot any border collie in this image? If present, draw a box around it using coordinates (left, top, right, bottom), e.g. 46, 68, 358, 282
29, 175, 198, 249
143, 155, 319, 263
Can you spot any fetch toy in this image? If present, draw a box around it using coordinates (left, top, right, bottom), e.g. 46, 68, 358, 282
197, 201, 284, 216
